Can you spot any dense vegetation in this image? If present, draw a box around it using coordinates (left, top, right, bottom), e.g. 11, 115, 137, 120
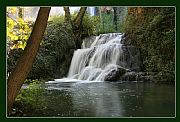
122, 7, 175, 82
8, 13, 100, 80
28, 18, 76, 79
11, 81, 46, 116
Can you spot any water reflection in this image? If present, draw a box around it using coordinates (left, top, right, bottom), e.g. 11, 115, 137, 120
42, 81, 175, 117
71, 82, 124, 117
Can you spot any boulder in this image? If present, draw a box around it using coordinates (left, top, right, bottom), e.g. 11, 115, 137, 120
104, 67, 127, 81
121, 71, 157, 82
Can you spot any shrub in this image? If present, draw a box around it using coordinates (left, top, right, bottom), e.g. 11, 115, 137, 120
96, 13, 116, 34
12, 80, 47, 116
123, 7, 175, 82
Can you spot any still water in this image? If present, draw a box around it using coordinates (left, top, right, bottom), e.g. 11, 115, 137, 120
35, 80, 175, 117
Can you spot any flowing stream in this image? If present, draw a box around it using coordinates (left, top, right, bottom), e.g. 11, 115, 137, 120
43, 33, 175, 117
27, 82, 175, 117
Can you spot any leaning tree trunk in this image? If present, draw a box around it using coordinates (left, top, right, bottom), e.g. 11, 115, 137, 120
74, 7, 87, 28
63, 7, 87, 49
7, 7, 51, 111
73, 7, 87, 49
63, 7, 73, 25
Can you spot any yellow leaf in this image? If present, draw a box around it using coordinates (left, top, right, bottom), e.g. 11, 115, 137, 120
20, 28, 23, 32
7, 7, 17, 14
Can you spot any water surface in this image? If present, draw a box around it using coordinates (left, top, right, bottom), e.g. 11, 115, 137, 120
33, 80, 175, 117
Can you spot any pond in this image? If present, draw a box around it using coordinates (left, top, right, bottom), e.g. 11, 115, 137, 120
27, 80, 175, 117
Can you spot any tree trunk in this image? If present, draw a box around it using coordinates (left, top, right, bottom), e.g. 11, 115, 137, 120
94, 7, 99, 16
73, 7, 87, 49
18, 7, 24, 19
63, 7, 72, 25
113, 7, 118, 31
74, 7, 87, 28
63, 6, 87, 49
7, 7, 51, 111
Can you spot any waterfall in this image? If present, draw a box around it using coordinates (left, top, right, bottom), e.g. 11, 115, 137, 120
67, 33, 140, 81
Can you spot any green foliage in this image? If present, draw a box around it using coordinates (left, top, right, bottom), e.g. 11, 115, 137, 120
123, 7, 175, 82
7, 48, 23, 73
82, 13, 100, 36
97, 13, 116, 34
15, 80, 46, 112
70, 12, 101, 36
49, 15, 65, 24
24, 79, 46, 84
119, 14, 134, 33
28, 16, 76, 79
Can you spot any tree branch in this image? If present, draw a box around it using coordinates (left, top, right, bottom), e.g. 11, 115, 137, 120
7, 13, 18, 24
63, 6, 72, 25
74, 7, 87, 28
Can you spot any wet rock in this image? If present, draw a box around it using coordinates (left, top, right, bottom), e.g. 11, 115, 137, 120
121, 45, 141, 71
121, 71, 157, 82
121, 71, 137, 81
105, 67, 127, 81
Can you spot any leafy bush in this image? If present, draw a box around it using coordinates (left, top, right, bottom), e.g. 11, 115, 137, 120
82, 13, 100, 36
28, 17, 76, 79
96, 13, 116, 34
7, 48, 23, 74
14, 80, 46, 115
123, 7, 175, 82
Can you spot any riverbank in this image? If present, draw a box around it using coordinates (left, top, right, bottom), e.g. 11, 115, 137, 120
9, 81, 175, 117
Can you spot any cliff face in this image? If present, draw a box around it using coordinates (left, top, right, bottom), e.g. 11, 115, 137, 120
123, 7, 175, 82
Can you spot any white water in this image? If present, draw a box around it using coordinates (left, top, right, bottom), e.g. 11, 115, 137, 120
67, 33, 129, 81
47, 33, 140, 83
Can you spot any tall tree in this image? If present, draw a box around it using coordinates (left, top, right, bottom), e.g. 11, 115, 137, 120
63, 7, 87, 49
63, 7, 72, 25
73, 7, 87, 28
7, 7, 51, 111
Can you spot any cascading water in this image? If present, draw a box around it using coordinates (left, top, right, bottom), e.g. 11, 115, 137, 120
66, 33, 140, 81
47, 33, 140, 83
